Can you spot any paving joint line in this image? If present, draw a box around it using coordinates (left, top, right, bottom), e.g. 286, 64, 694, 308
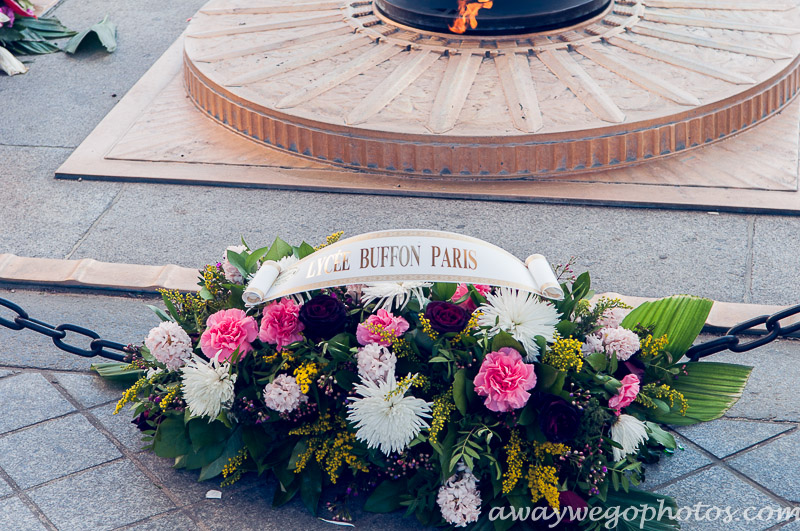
110, 507, 190, 530
0, 462, 59, 530
744, 215, 756, 304
0, 143, 76, 150
659, 427, 800, 510
64, 183, 127, 260
43, 370, 214, 531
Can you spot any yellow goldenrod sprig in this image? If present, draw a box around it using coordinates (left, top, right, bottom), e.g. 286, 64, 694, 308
543, 336, 584, 372
293, 361, 319, 394
314, 231, 344, 251
418, 313, 439, 340
502, 429, 526, 494
429, 389, 456, 444
527, 464, 561, 511
221, 448, 248, 486
114, 378, 148, 415
636, 383, 689, 415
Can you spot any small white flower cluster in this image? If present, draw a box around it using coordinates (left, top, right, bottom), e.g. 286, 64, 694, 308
356, 343, 397, 383
436, 470, 482, 527
263, 374, 307, 413
582, 308, 639, 361
145, 321, 193, 370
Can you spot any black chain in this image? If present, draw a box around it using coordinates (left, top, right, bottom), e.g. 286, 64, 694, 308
0, 298, 134, 362
1, 296, 799, 363
685, 303, 800, 361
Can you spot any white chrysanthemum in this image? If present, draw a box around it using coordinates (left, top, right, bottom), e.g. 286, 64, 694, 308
356, 343, 397, 383
144, 321, 193, 370
477, 288, 560, 361
222, 244, 247, 283
277, 254, 299, 271
437, 470, 482, 527
610, 414, 649, 462
361, 282, 431, 312
347, 374, 432, 455
263, 374, 307, 413
181, 356, 237, 420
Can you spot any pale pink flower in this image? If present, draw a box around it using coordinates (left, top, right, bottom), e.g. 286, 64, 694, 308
582, 333, 604, 355
144, 321, 193, 370
356, 309, 409, 346
263, 374, 307, 413
356, 343, 396, 382
600, 327, 640, 361
597, 307, 632, 329
221, 245, 247, 284
200, 309, 258, 363
473, 347, 537, 412
451, 284, 492, 312
609, 374, 640, 412
258, 299, 304, 350
437, 470, 481, 527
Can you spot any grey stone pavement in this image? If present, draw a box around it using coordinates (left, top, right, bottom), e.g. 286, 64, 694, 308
2, 0, 800, 529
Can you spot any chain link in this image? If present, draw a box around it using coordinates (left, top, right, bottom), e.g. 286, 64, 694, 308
1, 296, 799, 363
685, 303, 800, 361
0, 297, 134, 362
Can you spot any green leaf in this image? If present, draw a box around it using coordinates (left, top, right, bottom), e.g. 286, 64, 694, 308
272, 475, 301, 507
585, 351, 608, 372
364, 479, 406, 513
245, 245, 270, 273
453, 369, 468, 416
198, 428, 243, 481
647, 362, 752, 425
645, 422, 677, 450
188, 419, 231, 453
64, 15, 117, 54
90, 362, 143, 382
147, 304, 172, 323
490, 332, 525, 354
300, 462, 323, 515
197, 287, 214, 301
433, 282, 458, 301
264, 237, 293, 261
153, 417, 191, 459
225, 248, 249, 282
296, 242, 316, 259
621, 295, 714, 358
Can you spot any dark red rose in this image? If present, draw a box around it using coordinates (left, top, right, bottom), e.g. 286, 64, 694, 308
538, 394, 582, 443
131, 409, 161, 432
617, 357, 646, 382
425, 301, 469, 334
299, 294, 347, 340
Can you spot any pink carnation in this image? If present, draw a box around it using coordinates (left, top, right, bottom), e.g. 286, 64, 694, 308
600, 327, 640, 361
608, 374, 640, 411
473, 347, 537, 412
597, 307, 631, 329
259, 299, 304, 350
356, 309, 409, 346
451, 284, 492, 312
200, 308, 258, 363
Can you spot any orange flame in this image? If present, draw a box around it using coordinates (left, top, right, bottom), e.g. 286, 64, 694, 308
448, 0, 493, 34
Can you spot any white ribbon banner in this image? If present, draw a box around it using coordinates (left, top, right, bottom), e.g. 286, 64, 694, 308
243, 230, 564, 306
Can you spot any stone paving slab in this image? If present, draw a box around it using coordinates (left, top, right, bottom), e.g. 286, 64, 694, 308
721, 339, 800, 422
118, 510, 200, 531
640, 435, 713, 489
90, 402, 148, 452
0, 476, 11, 498
675, 419, 794, 458
0, 497, 49, 531
28, 460, 175, 531
729, 431, 800, 503
0, 288, 158, 371
656, 466, 788, 531
69, 184, 753, 303
52, 371, 129, 408
0, 414, 121, 489
0, 372, 75, 433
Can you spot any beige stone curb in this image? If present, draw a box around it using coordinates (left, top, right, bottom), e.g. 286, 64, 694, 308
0, 254, 198, 293
0, 254, 796, 332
